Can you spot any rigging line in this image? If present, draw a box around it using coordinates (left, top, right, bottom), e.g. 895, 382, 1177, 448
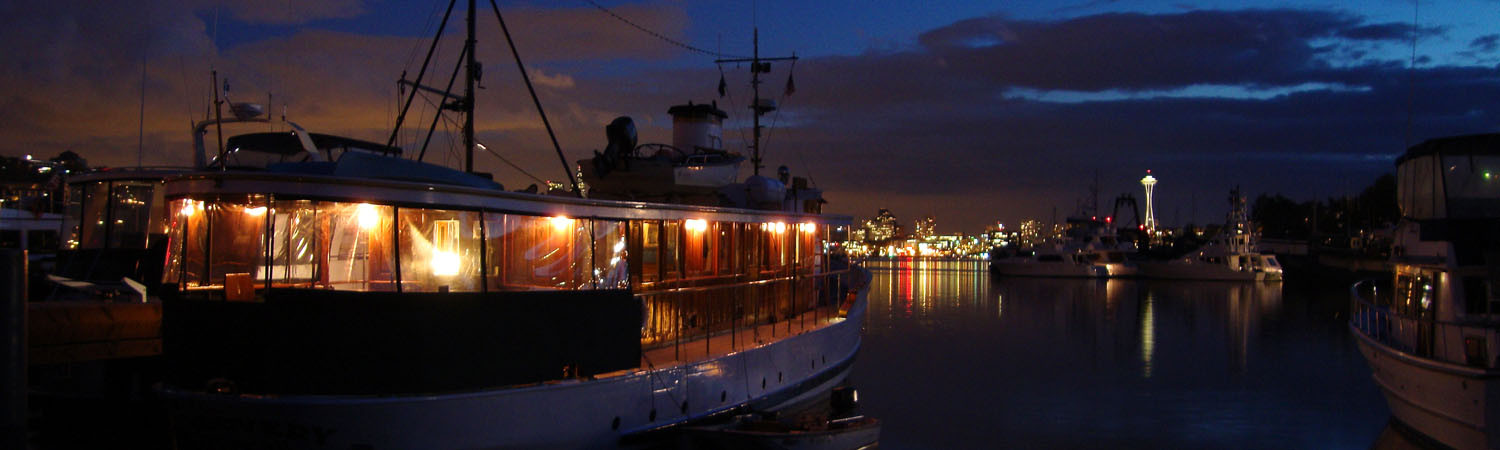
408, 74, 547, 185
490, 0, 582, 197
1404, 0, 1419, 149
404, 0, 447, 72
580, 0, 749, 59
387, 0, 459, 148
718, 64, 752, 153
417, 43, 469, 162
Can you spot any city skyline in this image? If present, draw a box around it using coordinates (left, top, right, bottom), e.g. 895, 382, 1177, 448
3, 1, 1498, 230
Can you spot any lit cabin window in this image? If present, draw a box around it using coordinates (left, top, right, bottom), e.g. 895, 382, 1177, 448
264, 201, 396, 292
486, 213, 591, 290
591, 220, 628, 289
399, 209, 481, 292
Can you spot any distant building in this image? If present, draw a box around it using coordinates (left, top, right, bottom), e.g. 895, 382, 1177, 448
914, 216, 935, 240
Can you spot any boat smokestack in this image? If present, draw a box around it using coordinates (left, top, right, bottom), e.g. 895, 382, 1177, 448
667, 101, 727, 152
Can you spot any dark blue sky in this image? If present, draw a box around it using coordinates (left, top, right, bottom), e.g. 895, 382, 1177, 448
2, 0, 1498, 231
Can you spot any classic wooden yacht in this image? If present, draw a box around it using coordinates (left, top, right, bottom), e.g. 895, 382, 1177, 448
155, 1, 867, 448
1137, 189, 1283, 281
1350, 133, 1500, 450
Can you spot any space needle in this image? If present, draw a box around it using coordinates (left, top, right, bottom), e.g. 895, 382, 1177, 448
1141, 170, 1158, 235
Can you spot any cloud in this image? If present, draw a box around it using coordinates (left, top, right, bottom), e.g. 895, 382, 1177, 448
1470, 34, 1500, 53
913, 9, 1422, 92
223, 0, 368, 25
2, 4, 1497, 231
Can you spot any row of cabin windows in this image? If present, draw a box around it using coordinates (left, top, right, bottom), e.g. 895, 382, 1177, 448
163, 196, 832, 298
66, 180, 169, 251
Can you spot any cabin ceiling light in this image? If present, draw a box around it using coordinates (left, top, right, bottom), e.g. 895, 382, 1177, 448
431, 251, 460, 276
357, 203, 379, 230
245, 206, 267, 216
550, 216, 573, 232
685, 219, 707, 233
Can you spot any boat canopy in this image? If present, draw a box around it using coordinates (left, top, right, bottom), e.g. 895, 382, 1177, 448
226, 132, 402, 156
1397, 133, 1500, 220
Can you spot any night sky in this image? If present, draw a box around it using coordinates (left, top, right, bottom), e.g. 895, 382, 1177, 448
2, 0, 1498, 232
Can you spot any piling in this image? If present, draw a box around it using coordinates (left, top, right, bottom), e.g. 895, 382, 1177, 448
2, 249, 26, 449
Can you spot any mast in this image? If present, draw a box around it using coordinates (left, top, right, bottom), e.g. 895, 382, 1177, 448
463, 0, 477, 173
716, 28, 796, 177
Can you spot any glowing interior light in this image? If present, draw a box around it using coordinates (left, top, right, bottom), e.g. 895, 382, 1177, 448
244, 206, 267, 216
550, 215, 573, 232
801, 222, 816, 233
357, 203, 379, 230
613, 238, 626, 255
773, 222, 787, 233
431, 251, 460, 276
685, 219, 708, 232
180, 201, 197, 217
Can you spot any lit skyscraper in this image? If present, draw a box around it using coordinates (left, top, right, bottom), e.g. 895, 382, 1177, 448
1141, 170, 1158, 233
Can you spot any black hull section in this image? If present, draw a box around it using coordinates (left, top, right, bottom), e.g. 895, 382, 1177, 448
163, 289, 641, 396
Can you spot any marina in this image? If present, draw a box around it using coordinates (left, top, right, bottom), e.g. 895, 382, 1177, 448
6, 0, 1500, 449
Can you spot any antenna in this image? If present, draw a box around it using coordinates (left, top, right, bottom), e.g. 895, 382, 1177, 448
716, 29, 797, 176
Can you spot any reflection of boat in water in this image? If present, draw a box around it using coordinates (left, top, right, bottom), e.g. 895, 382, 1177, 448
156, 3, 866, 448
1139, 189, 1283, 281
1350, 133, 1500, 450
990, 217, 1135, 278
683, 414, 880, 450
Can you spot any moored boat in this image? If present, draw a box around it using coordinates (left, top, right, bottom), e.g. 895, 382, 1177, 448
989, 217, 1135, 278
154, 2, 866, 448
1350, 133, 1500, 449
1137, 189, 1283, 281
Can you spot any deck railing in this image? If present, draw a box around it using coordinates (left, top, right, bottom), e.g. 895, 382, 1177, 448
1350, 279, 1500, 370
637, 269, 852, 362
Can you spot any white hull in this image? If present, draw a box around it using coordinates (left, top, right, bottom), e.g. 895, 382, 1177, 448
162, 292, 868, 449
1137, 262, 1282, 281
674, 162, 740, 187
1352, 327, 1500, 450
990, 261, 1108, 278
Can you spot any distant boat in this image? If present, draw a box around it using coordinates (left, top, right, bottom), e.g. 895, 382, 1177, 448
1137, 189, 1283, 281
1350, 133, 1500, 450
990, 217, 1136, 278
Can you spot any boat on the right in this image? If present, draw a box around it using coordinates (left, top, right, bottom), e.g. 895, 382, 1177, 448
1137, 188, 1283, 281
1350, 133, 1500, 449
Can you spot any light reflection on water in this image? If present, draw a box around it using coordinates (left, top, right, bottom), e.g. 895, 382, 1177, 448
853, 259, 1391, 449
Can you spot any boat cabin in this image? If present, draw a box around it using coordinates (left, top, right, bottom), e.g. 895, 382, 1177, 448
159, 153, 853, 395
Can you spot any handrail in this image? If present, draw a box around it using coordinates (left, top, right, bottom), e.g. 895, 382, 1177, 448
1350, 278, 1500, 370
635, 269, 847, 296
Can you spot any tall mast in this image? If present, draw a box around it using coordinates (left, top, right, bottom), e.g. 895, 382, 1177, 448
716, 28, 796, 177
463, 0, 477, 173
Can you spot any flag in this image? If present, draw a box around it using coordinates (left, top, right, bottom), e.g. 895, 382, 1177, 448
784, 72, 796, 96
718, 74, 727, 97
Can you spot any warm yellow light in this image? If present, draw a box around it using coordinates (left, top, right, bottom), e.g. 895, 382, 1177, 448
800, 222, 816, 233
357, 203, 379, 230
431, 250, 460, 276
685, 219, 708, 233
549, 215, 573, 232
180, 201, 197, 217
244, 206, 267, 216
772, 222, 787, 234
612, 238, 625, 255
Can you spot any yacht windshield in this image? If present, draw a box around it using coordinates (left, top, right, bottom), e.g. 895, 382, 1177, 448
1443, 155, 1500, 218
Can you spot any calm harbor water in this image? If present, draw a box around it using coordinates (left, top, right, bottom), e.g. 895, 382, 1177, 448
852, 259, 1394, 449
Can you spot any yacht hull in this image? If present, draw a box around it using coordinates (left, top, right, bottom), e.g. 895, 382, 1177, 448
989, 261, 1108, 278
161, 292, 867, 449
1137, 262, 1282, 281
1352, 326, 1500, 450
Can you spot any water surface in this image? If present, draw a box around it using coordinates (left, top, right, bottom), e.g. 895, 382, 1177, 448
853, 259, 1390, 449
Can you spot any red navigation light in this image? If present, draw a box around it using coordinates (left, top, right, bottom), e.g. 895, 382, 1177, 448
1106, 216, 1113, 223
1138, 224, 1145, 230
